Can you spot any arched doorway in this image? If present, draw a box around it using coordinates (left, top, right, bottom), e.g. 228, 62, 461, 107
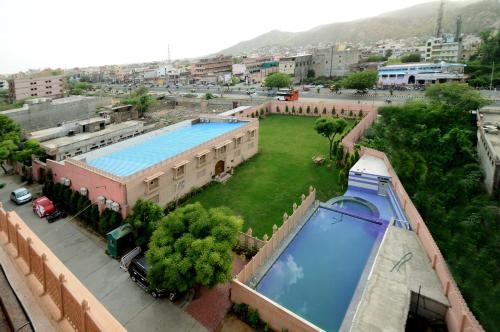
215, 160, 225, 176
408, 75, 415, 84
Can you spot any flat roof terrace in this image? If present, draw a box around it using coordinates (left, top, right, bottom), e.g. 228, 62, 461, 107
80, 119, 246, 177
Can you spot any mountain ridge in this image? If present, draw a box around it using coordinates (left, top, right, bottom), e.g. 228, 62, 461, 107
216, 0, 500, 55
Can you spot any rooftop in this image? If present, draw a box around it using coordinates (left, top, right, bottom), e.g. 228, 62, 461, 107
479, 106, 500, 159
40, 121, 142, 151
351, 155, 391, 178
80, 119, 247, 177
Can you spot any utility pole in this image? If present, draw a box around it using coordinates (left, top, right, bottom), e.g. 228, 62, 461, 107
329, 45, 334, 78
490, 61, 495, 91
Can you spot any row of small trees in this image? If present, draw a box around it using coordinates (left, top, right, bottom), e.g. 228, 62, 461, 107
42, 175, 122, 235
276, 104, 364, 118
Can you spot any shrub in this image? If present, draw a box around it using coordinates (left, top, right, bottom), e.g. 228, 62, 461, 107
98, 208, 122, 235
322, 107, 326, 114
332, 106, 336, 115
90, 204, 100, 231
349, 110, 353, 117
306, 105, 311, 114
233, 303, 249, 318
260, 109, 264, 115
358, 111, 364, 118
247, 309, 261, 329
292, 105, 295, 113
69, 191, 81, 215
314, 106, 318, 114
341, 108, 345, 114
276, 106, 280, 113
299, 106, 303, 114
285, 105, 289, 113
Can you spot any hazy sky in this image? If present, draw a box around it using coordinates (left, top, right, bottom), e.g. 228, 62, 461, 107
0, 0, 463, 74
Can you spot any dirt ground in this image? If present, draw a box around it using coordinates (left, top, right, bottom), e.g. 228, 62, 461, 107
218, 313, 255, 332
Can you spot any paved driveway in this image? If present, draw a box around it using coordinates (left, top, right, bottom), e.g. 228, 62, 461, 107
0, 174, 206, 332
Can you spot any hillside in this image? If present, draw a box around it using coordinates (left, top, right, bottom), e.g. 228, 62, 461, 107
218, 0, 500, 55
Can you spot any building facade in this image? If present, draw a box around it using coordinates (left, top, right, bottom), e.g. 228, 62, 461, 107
310, 47, 360, 77
42, 116, 258, 217
30, 118, 144, 161
8, 75, 64, 101
190, 55, 233, 82
279, 54, 312, 84
424, 36, 462, 63
477, 106, 500, 193
377, 62, 465, 87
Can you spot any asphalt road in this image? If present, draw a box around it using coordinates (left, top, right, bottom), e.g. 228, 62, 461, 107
0, 174, 206, 332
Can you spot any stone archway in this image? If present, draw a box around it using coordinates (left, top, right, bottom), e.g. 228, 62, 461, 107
215, 160, 225, 176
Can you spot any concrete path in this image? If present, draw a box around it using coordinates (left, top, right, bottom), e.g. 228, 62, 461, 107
0, 174, 207, 332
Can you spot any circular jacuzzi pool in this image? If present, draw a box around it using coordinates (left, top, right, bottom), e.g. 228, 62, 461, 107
327, 196, 380, 218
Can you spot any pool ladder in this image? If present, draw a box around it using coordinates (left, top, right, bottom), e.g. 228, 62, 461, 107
391, 252, 413, 272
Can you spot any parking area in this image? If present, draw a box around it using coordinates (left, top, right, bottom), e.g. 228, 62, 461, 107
0, 174, 207, 332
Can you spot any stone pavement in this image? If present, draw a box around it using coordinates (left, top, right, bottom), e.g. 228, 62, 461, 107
186, 255, 246, 331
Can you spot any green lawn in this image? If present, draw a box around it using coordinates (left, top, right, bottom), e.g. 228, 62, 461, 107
184, 115, 354, 238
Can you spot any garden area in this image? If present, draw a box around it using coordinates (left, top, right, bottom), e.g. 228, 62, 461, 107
184, 115, 355, 238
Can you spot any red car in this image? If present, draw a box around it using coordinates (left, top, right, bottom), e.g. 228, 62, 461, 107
32, 196, 56, 218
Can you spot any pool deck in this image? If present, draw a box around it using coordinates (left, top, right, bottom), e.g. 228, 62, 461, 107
349, 226, 449, 332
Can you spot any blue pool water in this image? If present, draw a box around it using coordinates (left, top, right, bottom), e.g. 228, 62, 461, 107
256, 207, 386, 331
87, 122, 245, 176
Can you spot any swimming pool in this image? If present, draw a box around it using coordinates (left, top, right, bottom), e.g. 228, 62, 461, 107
86, 121, 245, 177
256, 206, 387, 331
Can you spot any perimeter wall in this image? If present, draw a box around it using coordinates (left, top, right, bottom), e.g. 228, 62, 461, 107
0, 204, 125, 332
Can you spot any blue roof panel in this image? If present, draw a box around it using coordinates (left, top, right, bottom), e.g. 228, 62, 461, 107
87, 121, 245, 177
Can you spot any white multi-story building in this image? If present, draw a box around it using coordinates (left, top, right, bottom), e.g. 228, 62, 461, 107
424, 35, 462, 63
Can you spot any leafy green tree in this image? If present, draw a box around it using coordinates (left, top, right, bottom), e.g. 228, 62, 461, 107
90, 205, 100, 231
314, 117, 348, 159
14, 140, 45, 165
205, 92, 215, 100
98, 208, 122, 235
146, 203, 242, 293
400, 53, 421, 63
264, 72, 292, 89
0, 115, 21, 173
341, 71, 377, 92
425, 83, 488, 116
359, 83, 499, 330
125, 199, 164, 249
478, 30, 500, 64
364, 55, 386, 62
121, 87, 157, 115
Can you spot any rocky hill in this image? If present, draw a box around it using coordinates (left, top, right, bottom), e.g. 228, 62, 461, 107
217, 0, 500, 55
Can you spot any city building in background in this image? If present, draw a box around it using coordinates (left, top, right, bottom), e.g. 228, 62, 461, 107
377, 62, 465, 87
8, 75, 64, 101
190, 55, 233, 83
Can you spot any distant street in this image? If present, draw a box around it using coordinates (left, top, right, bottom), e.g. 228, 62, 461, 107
100, 82, 500, 106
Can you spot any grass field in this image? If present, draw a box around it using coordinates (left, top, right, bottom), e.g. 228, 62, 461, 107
184, 115, 354, 238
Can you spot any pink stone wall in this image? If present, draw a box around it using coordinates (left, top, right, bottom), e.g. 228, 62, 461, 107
47, 159, 128, 217
0, 204, 125, 332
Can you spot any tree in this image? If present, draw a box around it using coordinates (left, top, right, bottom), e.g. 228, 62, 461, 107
146, 203, 242, 293
14, 140, 45, 165
99, 209, 122, 235
314, 117, 348, 159
359, 84, 498, 330
341, 71, 377, 92
121, 87, 157, 115
400, 53, 421, 63
307, 69, 315, 79
425, 83, 488, 115
478, 30, 500, 65
0, 115, 21, 173
364, 55, 386, 62
264, 72, 292, 89
205, 92, 215, 100
125, 199, 164, 249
